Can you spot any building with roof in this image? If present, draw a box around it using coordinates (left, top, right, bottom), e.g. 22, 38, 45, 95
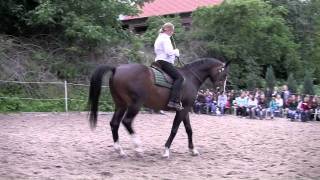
121, 0, 223, 33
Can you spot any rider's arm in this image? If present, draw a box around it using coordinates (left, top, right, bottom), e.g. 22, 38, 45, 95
163, 37, 179, 57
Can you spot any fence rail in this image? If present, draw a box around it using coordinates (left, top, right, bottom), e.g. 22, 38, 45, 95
0, 80, 109, 112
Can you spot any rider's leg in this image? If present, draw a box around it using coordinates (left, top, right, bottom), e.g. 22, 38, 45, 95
157, 60, 184, 109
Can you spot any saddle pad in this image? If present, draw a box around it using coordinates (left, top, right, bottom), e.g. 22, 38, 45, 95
151, 67, 172, 89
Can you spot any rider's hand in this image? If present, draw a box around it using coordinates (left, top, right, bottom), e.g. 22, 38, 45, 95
174, 49, 180, 57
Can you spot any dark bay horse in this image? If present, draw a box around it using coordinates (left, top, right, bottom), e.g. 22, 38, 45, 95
88, 58, 230, 157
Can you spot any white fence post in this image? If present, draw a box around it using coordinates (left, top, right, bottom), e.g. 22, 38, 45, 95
64, 80, 68, 112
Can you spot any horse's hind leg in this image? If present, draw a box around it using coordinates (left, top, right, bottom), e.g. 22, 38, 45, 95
122, 104, 143, 155
183, 113, 199, 156
110, 107, 127, 156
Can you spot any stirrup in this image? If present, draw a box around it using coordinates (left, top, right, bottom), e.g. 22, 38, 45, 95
167, 101, 184, 111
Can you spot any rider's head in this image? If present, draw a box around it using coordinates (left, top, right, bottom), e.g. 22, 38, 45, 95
160, 22, 175, 36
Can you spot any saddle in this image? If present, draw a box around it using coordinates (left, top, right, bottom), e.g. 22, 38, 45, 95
150, 62, 173, 89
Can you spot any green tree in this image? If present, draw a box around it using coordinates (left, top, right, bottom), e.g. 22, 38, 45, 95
303, 71, 315, 95
29, 0, 152, 47
0, 0, 39, 35
191, 0, 301, 88
244, 57, 263, 89
266, 0, 320, 84
287, 73, 297, 93
0, 0, 153, 47
266, 66, 276, 91
246, 73, 257, 91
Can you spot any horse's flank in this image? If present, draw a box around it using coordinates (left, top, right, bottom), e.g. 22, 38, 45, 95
111, 63, 171, 110
111, 58, 225, 111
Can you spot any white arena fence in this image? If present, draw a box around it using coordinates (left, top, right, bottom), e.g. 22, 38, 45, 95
0, 80, 110, 112
1, 80, 318, 112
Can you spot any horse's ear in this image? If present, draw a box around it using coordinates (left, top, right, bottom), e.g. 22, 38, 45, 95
224, 61, 231, 68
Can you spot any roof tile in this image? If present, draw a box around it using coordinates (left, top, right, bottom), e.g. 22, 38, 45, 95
124, 0, 223, 20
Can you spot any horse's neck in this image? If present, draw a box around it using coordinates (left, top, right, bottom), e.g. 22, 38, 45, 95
183, 65, 210, 87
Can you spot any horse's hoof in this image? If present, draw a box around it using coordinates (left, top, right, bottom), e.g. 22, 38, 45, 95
135, 147, 144, 153
162, 153, 169, 158
189, 148, 200, 156
162, 148, 170, 158
119, 152, 127, 158
114, 142, 127, 157
135, 147, 144, 157
115, 149, 127, 157
131, 134, 142, 147
135, 152, 144, 158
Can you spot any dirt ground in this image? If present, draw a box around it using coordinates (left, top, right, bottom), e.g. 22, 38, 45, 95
0, 112, 320, 180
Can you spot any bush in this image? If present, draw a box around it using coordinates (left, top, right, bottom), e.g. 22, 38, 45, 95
0, 96, 22, 112
303, 71, 315, 95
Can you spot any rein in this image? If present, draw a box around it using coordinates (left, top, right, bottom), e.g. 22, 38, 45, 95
171, 36, 185, 67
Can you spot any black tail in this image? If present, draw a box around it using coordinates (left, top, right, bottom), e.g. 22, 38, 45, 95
88, 65, 115, 130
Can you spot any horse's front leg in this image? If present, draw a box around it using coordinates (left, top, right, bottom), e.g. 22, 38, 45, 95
183, 112, 199, 156
162, 110, 185, 158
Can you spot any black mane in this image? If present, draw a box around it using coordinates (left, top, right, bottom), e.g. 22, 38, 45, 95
184, 58, 224, 69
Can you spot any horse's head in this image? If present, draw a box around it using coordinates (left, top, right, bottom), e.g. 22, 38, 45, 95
209, 61, 231, 92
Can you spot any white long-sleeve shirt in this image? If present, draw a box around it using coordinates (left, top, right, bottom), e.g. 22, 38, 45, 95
154, 33, 179, 64
247, 98, 258, 107
275, 98, 284, 107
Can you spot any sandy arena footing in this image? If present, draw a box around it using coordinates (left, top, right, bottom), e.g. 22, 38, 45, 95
0, 112, 319, 179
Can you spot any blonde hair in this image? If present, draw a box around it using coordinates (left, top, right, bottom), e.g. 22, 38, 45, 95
159, 22, 174, 33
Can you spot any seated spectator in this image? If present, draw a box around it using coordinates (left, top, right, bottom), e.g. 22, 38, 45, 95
274, 94, 284, 117
217, 92, 228, 115
268, 95, 279, 119
256, 94, 268, 120
235, 92, 248, 117
316, 96, 320, 121
224, 96, 232, 114
286, 95, 299, 121
310, 96, 319, 121
281, 85, 290, 108
299, 96, 311, 122
313, 96, 320, 121
247, 94, 258, 119
194, 90, 206, 114
204, 90, 216, 115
